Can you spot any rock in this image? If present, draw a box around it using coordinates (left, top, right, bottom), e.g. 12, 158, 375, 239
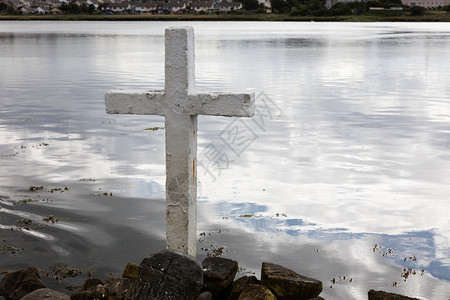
0, 267, 47, 300
202, 256, 238, 298
81, 279, 104, 291
229, 276, 260, 300
71, 281, 108, 300
105, 277, 137, 300
261, 262, 322, 300
21, 288, 70, 300
134, 249, 203, 300
307, 297, 325, 300
368, 289, 420, 300
70, 291, 91, 300
238, 284, 276, 300
196, 291, 213, 300
122, 263, 139, 279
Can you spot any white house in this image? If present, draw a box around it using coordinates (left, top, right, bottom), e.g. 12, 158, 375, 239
217, 1, 242, 11
401, 0, 450, 7
102, 1, 130, 13
257, 0, 271, 11
132, 1, 156, 13
191, 0, 214, 11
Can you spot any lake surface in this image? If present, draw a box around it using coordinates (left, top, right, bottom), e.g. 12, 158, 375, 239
1, 21, 450, 299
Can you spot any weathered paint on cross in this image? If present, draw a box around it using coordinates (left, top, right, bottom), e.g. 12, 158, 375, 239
105, 27, 255, 256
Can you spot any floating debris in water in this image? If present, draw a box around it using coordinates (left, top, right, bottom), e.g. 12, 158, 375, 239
44, 265, 82, 282
372, 243, 396, 257
14, 199, 39, 205
372, 243, 425, 287
0, 239, 23, 255
144, 127, 165, 131
198, 230, 227, 257
29, 186, 44, 192
329, 275, 353, 287
49, 187, 69, 193
14, 219, 43, 231
43, 215, 62, 224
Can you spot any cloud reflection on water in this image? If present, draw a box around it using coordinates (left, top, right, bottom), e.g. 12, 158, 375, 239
1, 21, 450, 298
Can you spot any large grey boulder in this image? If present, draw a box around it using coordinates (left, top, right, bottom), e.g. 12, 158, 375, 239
134, 249, 203, 300
202, 256, 238, 298
261, 262, 322, 300
0, 267, 47, 300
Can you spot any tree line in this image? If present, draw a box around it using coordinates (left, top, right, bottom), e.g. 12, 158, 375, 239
2, 0, 450, 15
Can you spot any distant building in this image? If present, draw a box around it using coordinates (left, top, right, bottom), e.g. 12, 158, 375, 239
131, 1, 156, 13
6, 0, 23, 9
217, 1, 242, 11
102, 1, 130, 13
50, 6, 62, 13
401, 0, 450, 7
258, 0, 271, 12
191, 0, 214, 12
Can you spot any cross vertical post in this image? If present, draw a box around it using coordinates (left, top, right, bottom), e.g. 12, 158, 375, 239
105, 27, 255, 257
164, 27, 197, 255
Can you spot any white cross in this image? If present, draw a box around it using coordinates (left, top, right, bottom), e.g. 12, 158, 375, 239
105, 27, 255, 256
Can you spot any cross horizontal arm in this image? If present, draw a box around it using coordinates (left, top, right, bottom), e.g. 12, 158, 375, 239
105, 90, 166, 116
189, 92, 255, 117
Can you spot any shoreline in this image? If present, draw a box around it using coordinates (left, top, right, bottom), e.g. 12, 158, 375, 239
1, 13, 450, 22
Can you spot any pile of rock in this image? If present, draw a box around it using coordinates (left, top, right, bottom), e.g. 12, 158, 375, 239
0, 249, 421, 300
70, 249, 323, 300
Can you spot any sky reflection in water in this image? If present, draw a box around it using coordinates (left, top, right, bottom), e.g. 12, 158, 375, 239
0, 21, 450, 299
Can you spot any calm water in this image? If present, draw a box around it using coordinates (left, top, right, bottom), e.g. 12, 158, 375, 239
1, 21, 450, 299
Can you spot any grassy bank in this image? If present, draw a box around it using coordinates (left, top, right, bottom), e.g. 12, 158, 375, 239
1, 12, 450, 21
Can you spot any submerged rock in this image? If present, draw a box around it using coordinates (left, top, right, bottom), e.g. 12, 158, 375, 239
21, 288, 69, 300
202, 256, 238, 298
196, 291, 213, 300
0, 266, 47, 300
261, 262, 322, 300
134, 249, 203, 300
368, 289, 421, 300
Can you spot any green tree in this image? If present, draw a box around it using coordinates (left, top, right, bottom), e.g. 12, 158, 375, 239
80, 2, 88, 13
88, 3, 95, 13
60, 3, 70, 13
410, 5, 425, 15
243, 0, 259, 10
0, 1, 7, 12
330, 2, 352, 15
290, 4, 309, 15
69, 2, 80, 13
308, 0, 323, 11
6, 4, 17, 13
271, 0, 290, 13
